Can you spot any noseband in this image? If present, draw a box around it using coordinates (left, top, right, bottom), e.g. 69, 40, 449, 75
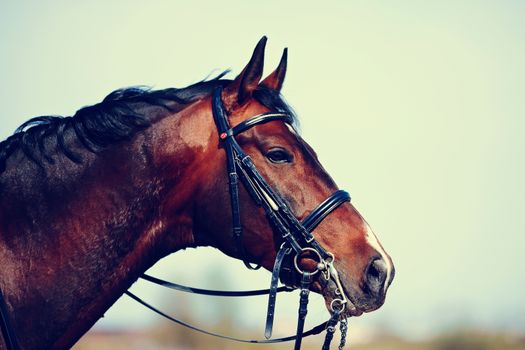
0, 87, 353, 350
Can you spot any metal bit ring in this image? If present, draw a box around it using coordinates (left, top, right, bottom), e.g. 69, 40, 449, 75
294, 247, 323, 275
330, 298, 346, 313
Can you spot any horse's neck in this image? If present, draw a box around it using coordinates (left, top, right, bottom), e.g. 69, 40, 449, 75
0, 106, 209, 349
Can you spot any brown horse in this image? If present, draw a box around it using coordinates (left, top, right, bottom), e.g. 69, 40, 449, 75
0, 38, 394, 349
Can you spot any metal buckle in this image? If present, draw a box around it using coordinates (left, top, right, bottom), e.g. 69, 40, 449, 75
320, 252, 335, 280
279, 242, 293, 255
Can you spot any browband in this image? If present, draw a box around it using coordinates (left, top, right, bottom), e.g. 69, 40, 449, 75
222, 113, 294, 139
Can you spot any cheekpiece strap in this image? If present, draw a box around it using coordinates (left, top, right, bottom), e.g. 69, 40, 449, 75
322, 310, 342, 350
264, 244, 292, 339
294, 272, 312, 350
212, 87, 261, 270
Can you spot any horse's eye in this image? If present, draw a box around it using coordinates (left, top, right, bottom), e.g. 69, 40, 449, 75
266, 148, 293, 164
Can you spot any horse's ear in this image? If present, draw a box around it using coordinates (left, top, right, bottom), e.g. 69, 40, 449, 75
225, 36, 267, 106
260, 48, 287, 92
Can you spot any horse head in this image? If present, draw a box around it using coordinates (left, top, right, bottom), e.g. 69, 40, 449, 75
182, 37, 395, 318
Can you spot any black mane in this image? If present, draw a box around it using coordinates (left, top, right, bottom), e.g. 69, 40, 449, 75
0, 74, 297, 173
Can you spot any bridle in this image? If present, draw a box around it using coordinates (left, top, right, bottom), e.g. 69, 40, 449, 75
0, 86, 353, 350
207, 86, 352, 348
130, 87, 353, 349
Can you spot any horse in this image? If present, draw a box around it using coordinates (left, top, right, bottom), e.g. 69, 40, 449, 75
0, 37, 394, 349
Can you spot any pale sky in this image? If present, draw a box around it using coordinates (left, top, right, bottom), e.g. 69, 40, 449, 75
1, 0, 524, 344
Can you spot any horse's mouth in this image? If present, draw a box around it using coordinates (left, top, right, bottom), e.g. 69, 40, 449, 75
338, 284, 365, 317
314, 279, 365, 318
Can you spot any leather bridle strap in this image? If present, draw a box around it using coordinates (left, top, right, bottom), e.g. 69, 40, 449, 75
212, 87, 262, 270
264, 243, 291, 339
125, 291, 328, 344
0, 288, 19, 350
302, 190, 351, 232
322, 310, 342, 350
294, 272, 312, 350
227, 113, 294, 137
140, 273, 293, 297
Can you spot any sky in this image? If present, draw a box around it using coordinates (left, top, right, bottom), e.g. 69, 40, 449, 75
1, 0, 524, 344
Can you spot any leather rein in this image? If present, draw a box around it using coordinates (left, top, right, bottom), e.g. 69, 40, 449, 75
0, 86, 352, 350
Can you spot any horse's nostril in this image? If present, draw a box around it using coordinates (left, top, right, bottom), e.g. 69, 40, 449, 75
368, 262, 381, 279
364, 258, 388, 297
